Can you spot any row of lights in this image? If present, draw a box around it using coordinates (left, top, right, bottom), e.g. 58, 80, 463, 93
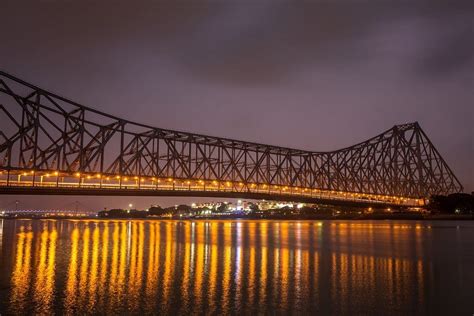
1, 169, 422, 203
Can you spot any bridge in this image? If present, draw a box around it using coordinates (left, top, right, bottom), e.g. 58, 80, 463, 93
0, 71, 463, 207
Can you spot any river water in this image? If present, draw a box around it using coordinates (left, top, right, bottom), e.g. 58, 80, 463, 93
0, 219, 472, 315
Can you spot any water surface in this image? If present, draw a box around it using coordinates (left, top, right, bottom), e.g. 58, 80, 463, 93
0, 219, 473, 314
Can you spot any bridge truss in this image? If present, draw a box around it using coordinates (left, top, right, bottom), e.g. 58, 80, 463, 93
0, 71, 463, 206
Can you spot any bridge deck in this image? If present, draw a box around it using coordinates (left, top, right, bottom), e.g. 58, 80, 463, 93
0, 170, 423, 208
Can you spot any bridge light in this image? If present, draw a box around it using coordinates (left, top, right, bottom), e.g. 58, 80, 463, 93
167, 178, 172, 182
116, 176, 121, 179
96, 174, 101, 178
75, 172, 81, 177
23, 172, 28, 176
134, 176, 138, 180
186, 181, 191, 185
212, 180, 217, 185
54, 171, 59, 176
30, 171, 34, 175
45, 173, 50, 177
87, 175, 91, 179
226, 182, 231, 187
124, 177, 128, 181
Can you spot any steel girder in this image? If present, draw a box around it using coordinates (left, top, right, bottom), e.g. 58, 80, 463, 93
0, 70, 463, 198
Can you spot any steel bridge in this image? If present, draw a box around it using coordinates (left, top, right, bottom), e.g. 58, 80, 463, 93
0, 71, 463, 207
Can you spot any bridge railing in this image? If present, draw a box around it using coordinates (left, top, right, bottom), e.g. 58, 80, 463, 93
0, 168, 425, 206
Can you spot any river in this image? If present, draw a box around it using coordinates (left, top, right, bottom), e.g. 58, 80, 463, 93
0, 219, 472, 314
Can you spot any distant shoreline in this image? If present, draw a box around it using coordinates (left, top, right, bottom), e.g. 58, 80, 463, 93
3, 214, 473, 221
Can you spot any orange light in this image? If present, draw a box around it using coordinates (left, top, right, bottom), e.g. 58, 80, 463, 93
75, 172, 81, 177
54, 171, 59, 176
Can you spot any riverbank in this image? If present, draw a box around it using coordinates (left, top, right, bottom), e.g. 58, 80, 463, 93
3, 214, 474, 220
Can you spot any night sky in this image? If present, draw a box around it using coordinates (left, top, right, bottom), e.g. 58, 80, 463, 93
1, 0, 473, 210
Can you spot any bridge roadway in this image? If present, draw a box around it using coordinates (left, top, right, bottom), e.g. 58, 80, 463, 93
0, 171, 424, 209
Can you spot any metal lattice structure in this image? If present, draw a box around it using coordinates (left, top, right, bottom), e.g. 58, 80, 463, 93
0, 70, 463, 205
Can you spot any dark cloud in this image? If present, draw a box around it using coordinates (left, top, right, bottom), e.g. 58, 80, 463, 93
160, 1, 474, 84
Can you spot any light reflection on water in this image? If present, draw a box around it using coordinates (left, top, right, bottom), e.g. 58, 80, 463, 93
1, 219, 473, 314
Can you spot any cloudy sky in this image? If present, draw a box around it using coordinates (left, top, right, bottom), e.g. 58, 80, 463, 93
1, 0, 473, 210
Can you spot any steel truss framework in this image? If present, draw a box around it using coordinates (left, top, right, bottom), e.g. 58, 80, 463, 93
0, 71, 463, 203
